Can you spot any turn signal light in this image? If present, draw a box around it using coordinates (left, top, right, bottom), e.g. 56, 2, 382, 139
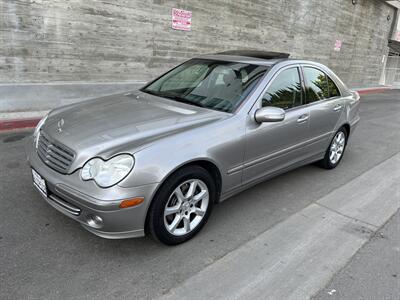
119, 197, 144, 208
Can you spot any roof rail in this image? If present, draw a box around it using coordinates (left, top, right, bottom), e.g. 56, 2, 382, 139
216, 50, 290, 60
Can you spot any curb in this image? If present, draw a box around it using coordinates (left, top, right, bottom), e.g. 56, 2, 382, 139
0, 87, 394, 132
356, 87, 391, 95
0, 118, 40, 132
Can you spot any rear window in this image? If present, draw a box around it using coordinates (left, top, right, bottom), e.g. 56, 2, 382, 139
303, 67, 329, 103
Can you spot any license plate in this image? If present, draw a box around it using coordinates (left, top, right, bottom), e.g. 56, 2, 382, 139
32, 169, 47, 197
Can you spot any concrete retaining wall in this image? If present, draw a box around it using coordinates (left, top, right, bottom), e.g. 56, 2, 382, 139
0, 82, 144, 112
0, 0, 396, 112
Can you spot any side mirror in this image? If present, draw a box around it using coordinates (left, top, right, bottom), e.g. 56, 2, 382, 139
254, 107, 285, 123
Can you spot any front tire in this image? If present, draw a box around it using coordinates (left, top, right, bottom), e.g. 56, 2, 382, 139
147, 165, 216, 245
319, 127, 348, 169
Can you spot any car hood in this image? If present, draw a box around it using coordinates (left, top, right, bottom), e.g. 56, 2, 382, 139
42, 91, 228, 172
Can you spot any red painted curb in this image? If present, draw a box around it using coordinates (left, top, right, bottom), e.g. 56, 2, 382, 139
357, 87, 391, 95
0, 118, 40, 131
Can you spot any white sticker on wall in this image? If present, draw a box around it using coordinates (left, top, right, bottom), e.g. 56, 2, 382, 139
172, 8, 192, 31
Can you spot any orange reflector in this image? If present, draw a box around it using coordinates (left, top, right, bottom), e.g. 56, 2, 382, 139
119, 197, 144, 208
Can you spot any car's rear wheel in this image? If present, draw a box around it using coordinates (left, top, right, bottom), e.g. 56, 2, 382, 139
319, 127, 348, 169
147, 165, 215, 245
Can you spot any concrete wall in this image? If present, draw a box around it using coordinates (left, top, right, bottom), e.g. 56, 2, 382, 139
0, 82, 144, 113
0, 0, 396, 112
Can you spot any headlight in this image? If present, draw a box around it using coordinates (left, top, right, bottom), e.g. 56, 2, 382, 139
81, 154, 134, 188
34, 114, 48, 148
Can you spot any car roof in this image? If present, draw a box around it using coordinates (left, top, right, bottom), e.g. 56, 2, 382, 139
216, 50, 290, 59
196, 50, 291, 66
196, 52, 332, 72
193, 52, 350, 94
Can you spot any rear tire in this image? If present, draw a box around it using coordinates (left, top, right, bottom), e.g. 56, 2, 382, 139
147, 165, 216, 245
318, 127, 348, 169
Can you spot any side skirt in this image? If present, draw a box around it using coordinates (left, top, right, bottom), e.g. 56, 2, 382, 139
219, 152, 325, 203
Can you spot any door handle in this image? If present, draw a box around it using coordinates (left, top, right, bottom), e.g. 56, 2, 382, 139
333, 104, 342, 111
297, 114, 309, 123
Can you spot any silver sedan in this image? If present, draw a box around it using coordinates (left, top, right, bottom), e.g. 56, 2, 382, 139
26, 51, 360, 245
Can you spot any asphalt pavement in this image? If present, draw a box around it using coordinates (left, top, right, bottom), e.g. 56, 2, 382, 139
1, 90, 399, 299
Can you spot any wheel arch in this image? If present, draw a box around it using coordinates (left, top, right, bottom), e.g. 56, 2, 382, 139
144, 158, 223, 233
341, 123, 351, 141
157, 158, 222, 201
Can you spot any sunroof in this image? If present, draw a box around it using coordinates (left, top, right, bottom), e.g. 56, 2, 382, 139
217, 50, 290, 60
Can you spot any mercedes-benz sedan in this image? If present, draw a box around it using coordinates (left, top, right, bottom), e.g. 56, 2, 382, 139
26, 50, 360, 245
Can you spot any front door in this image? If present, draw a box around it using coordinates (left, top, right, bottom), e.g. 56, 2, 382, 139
242, 66, 311, 185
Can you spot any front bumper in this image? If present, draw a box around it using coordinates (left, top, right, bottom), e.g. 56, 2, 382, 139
25, 136, 159, 239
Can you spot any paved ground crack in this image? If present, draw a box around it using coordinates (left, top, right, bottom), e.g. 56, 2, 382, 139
315, 202, 378, 229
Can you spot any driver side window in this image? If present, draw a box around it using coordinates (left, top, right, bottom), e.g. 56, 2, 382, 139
262, 67, 302, 110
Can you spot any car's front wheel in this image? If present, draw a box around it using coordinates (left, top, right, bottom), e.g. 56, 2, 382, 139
147, 165, 216, 245
319, 127, 348, 169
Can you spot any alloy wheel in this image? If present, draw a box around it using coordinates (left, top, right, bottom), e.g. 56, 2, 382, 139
329, 131, 346, 164
163, 179, 209, 236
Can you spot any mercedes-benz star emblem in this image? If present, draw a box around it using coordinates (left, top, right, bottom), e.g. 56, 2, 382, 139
57, 118, 64, 133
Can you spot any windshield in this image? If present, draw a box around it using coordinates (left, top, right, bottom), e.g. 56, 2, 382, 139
141, 59, 269, 113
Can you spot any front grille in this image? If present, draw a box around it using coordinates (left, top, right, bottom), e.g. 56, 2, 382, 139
37, 131, 75, 174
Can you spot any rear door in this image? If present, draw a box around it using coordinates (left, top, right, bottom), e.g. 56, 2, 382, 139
301, 66, 344, 155
242, 66, 311, 185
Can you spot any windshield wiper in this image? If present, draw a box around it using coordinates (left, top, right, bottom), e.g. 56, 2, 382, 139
142, 89, 206, 108
164, 95, 206, 108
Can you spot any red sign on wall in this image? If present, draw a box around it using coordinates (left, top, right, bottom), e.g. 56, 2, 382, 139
334, 40, 342, 52
172, 8, 192, 31
395, 31, 400, 42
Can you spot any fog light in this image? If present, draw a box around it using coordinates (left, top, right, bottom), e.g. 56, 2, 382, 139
86, 215, 103, 228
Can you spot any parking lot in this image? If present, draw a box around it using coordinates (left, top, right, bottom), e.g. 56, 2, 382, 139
1, 90, 399, 299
